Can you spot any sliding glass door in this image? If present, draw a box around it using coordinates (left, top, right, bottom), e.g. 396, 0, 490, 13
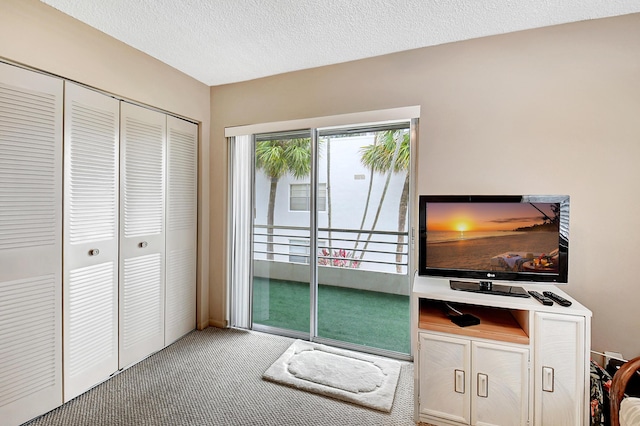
315, 126, 411, 354
252, 131, 312, 336
249, 122, 412, 356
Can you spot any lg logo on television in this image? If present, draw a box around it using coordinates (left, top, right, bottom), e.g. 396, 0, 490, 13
486, 273, 496, 278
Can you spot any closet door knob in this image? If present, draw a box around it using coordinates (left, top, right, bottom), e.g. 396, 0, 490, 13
139, 241, 148, 248
88, 249, 100, 256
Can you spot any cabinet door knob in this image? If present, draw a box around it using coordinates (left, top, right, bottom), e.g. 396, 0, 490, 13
542, 366, 554, 392
139, 241, 148, 248
88, 249, 100, 256
477, 373, 488, 398
454, 369, 465, 394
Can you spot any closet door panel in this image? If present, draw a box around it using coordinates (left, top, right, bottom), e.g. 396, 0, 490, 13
63, 82, 119, 401
119, 102, 166, 368
165, 116, 197, 344
0, 62, 63, 426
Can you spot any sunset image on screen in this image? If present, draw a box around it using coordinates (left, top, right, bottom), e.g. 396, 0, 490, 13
455, 222, 468, 232
425, 202, 560, 273
427, 203, 546, 233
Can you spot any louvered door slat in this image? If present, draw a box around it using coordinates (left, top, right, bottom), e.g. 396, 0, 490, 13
0, 62, 63, 426
165, 116, 197, 344
63, 83, 119, 402
0, 74, 58, 250
119, 102, 166, 369
123, 116, 164, 238
166, 247, 196, 338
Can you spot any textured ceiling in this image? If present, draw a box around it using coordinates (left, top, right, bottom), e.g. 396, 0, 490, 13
40, 0, 640, 86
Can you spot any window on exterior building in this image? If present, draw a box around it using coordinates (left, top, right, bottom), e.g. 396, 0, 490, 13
288, 239, 328, 264
288, 239, 309, 263
290, 183, 326, 211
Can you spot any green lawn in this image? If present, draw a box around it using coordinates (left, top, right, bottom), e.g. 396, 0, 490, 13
253, 277, 410, 354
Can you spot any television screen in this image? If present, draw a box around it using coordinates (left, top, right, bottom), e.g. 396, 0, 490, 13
418, 195, 569, 286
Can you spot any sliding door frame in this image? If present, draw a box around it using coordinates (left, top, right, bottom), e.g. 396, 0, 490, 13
226, 106, 420, 358
309, 129, 319, 339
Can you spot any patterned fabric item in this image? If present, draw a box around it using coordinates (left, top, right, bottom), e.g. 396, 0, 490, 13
591, 359, 613, 426
620, 397, 640, 426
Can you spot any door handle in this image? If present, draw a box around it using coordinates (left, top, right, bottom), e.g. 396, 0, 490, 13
542, 366, 554, 392
88, 249, 100, 256
454, 369, 465, 394
139, 241, 148, 248
477, 373, 488, 398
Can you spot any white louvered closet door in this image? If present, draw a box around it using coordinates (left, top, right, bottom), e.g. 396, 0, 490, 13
119, 102, 166, 368
63, 83, 119, 401
0, 63, 63, 426
165, 116, 197, 344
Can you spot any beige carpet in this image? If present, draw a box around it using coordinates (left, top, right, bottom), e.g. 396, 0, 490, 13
263, 339, 402, 412
26, 328, 421, 425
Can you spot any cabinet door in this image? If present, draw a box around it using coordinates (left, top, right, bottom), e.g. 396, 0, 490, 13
0, 62, 63, 425
165, 116, 197, 344
534, 312, 586, 426
119, 102, 166, 368
63, 83, 119, 401
472, 341, 529, 426
418, 333, 471, 424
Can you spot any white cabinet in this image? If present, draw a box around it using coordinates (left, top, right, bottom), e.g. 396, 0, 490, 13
0, 62, 64, 426
472, 340, 529, 426
418, 333, 529, 426
534, 312, 587, 426
419, 333, 471, 424
413, 276, 591, 426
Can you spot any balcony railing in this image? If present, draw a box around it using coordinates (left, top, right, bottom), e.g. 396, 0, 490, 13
253, 224, 409, 274
252, 225, 412, 352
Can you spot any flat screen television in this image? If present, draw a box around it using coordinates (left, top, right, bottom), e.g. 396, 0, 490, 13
418, 195, 569, 297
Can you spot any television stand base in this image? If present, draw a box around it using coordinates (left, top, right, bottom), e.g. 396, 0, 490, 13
450, 280, 530, 298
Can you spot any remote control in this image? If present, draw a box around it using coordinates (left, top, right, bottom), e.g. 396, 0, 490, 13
543, 291, 572, 307
528, 290, 554, 306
